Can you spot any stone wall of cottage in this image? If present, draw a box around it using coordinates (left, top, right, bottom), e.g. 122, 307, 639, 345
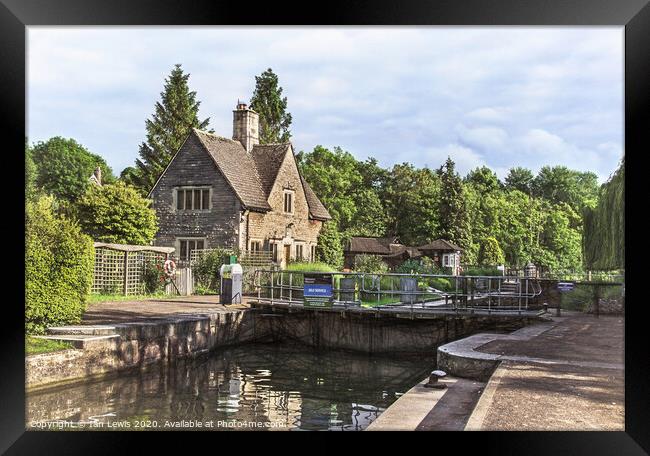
244, 152, 323, 263
151, 134, 242, 254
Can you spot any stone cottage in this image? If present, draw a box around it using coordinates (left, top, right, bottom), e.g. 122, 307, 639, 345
149, 102, 331, 267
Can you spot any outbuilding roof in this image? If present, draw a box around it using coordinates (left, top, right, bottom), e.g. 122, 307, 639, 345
347, 236, 401, 254
418, 239, 464, 252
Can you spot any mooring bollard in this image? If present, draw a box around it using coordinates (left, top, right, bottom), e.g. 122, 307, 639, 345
424, 370, 447, 389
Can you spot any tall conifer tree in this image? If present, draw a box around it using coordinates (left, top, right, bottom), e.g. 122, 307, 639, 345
437, 157, 472, 255
249, 68, 292, 144
129, 64, 211, 193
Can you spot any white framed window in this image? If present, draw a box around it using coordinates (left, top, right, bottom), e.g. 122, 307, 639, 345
177, 238, 206, 261
249, 239, 262, 253
443, 253, 457, 268
176, 187, 211, 211
283, 190, 294, 214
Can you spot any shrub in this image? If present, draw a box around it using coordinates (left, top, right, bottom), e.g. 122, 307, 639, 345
353, 254, 388, 273
462, 266, 501, 276
25, 195, 95, 334
192, 248, 234, 293
76, 181, 158, 245
478, 237, 505, 266
395, 259, 425, 274
141, 258, 165, 294
316, 222, 344, 269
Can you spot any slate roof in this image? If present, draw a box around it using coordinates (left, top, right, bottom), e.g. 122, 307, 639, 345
193, 129, 271, 211
250, 144, 291, 196
192, 129, 330, 219
418, 239, 464, 252
347, 236, 401, 254
300, 176, 332, 221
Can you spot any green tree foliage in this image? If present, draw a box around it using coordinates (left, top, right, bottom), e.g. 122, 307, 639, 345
76, 181, 158, 244
478, 237, 505, 265
297, 146, 386, 237
504, 167, 534, 195
316, 221, 344, 269
25, 195, 94, 334
30, 137, 115, 203
465, 166, 501, 193
295, 148, 598, 273
129, 64, 211, 194
437, 157, 473, 256
583, 158, 624, 270
25, 140, 38, 201
532, 165, 599, 212
383, 164, 440, 245
250, 68, 292, 144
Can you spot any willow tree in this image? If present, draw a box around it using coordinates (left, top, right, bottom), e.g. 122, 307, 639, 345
582, 158, 624, 270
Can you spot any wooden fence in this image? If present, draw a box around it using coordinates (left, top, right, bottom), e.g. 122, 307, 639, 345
165, 267, 193, 296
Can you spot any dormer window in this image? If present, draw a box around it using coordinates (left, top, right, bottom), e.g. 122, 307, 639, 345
176, 187, 211, 211
283, 190, 294, 214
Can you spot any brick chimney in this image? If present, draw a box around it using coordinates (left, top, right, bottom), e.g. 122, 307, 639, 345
232, 102, 259, 152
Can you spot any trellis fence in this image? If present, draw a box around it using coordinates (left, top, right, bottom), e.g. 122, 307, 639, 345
190, 248, 275, 294
92, 242, 175, 296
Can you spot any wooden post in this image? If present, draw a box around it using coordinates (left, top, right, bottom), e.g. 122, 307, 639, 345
123, 251, 128, 296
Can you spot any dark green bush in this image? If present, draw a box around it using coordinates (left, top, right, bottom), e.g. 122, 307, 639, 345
462, 266, 501, 276
192, 248, 234, 293
25, 195, 95, 334
353, 254, 388, 273
141, 258, 165, 294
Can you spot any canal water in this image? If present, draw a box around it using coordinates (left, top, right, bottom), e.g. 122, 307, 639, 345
27, 343, 436, 431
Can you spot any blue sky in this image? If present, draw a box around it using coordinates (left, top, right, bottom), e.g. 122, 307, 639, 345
27, 27, 623, 182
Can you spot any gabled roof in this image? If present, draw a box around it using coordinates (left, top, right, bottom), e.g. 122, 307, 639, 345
418, 239, 463, 252
155, 129, 331, 219
193, 129, 271, 212
250, 144, 291, 196
347, 236, 401, 254
250, 142, 331, 221
300, 176, 332, 221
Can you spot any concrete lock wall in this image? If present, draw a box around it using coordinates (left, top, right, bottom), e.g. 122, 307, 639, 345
26, 307, 538, 389
256, 307, 535, 353
26, 310, 274, 390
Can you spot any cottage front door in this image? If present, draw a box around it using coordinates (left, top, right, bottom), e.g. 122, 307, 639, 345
284, 244, 291, 264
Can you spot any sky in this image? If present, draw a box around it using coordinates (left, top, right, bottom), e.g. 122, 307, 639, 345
27, 27, 623, 182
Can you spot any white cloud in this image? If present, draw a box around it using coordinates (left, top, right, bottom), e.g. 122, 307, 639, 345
424, 144, 486, 176
27, 26, 623, 181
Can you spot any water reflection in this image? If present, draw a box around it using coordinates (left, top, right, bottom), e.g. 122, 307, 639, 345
27, 343, 435, 431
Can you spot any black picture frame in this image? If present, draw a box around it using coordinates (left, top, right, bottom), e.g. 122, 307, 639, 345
2, 0, 647, 453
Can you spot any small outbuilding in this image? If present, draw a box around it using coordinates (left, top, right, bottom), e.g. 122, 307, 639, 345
417, 239, 463, 275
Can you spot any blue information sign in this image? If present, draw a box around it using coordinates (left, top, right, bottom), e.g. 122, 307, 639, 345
304, 273, 333, 307
557, 282, 575, 292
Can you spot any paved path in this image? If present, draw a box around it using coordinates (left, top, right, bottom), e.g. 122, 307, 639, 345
82, 295, 252, 324
466, 313, 624, 430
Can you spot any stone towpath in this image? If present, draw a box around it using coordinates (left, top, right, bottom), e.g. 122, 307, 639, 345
466, 312, 624, 430
81, 295, 251, 325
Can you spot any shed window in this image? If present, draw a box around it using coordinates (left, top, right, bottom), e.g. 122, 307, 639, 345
176, 187, 210, 211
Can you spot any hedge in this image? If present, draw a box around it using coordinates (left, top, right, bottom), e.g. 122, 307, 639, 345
25, 196, 95, 334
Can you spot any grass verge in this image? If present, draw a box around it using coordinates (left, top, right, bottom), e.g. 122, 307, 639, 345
26, 336, 74, 355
